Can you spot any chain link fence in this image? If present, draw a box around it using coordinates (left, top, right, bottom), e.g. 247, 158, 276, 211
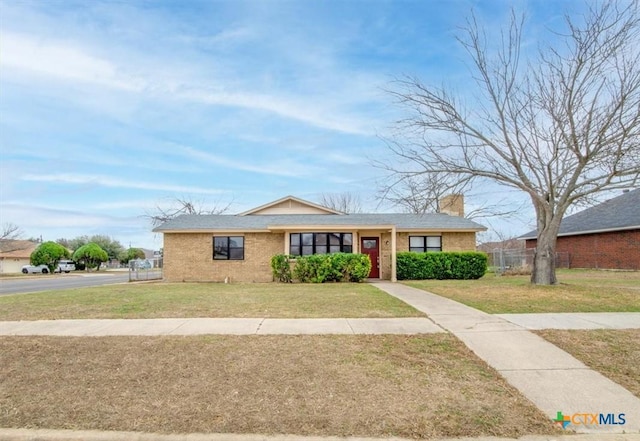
128, 257, 163, 281
490, 248, 570, 275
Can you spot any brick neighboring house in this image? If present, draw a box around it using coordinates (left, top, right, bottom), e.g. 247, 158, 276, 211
0, 240, 38, 274
519, 189, 640, 270
153, 195, 486, 282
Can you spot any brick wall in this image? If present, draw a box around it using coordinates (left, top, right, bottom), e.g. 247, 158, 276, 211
163, 230, 480, 282
163, 232, 283, 282
525, 229, 640, 270
395, 232, 476, 252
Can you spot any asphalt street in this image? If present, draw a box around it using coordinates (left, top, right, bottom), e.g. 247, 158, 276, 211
0, 272, 132, 296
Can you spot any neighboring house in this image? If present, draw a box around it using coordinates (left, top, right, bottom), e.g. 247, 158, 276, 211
153, 195, 486, 282
0, 240, 39, 274
519, 189, 640, 270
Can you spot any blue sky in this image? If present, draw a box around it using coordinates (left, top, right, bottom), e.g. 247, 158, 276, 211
1, 0, 586, 250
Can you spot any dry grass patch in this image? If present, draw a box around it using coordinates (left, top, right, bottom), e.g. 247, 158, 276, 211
0, 282, 422, 320
536, 329, 640, 398
404, 269, 640, 313
0, 335, 558, 438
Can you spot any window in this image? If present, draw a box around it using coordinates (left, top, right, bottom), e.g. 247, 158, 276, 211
289, 233, 352, 256
409, 236, 442, 253
213, 236, 244, 260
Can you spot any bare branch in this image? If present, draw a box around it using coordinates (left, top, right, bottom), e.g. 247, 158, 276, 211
318, 192, 363, 213
1, 223, 24, 241
145, 197, 233, 227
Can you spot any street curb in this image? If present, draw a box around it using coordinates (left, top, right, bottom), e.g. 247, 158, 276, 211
0, 429, 639, 441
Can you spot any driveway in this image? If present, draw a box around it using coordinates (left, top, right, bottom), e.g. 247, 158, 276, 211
0, 272, 132, 296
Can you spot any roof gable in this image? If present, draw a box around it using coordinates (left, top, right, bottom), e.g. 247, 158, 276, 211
238, 195, 343, 216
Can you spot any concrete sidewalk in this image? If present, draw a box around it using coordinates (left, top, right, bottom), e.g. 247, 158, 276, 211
0, 317, 443, 336
373, 281, 640, 434
1, 428, 639, 441
498, 312, 640, 329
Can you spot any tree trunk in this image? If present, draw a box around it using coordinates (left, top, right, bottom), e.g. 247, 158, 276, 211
531, 225, 560, 285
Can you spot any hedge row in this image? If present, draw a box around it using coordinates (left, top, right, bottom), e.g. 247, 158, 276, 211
270, 253, 371, 283
396, 251, 487, 280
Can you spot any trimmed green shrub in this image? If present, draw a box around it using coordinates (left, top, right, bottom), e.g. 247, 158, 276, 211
270, 254, 293, 283
397, 252, 487, 280
30, 241, 71, 273
72, 242, 109, 271
289, 253, 371, 283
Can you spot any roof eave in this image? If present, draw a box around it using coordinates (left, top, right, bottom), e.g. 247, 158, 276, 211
519, 224, 640, 240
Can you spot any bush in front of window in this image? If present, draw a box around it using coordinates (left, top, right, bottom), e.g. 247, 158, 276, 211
270, 254, 293, 283
285, 253, 371, 283
397, 252, 487, 280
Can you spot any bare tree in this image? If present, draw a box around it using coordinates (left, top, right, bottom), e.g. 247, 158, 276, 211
146, 197, 232, 227
1, 223, 23, 240
318, 192, 363, 213
379, 172, 470, 214
385, 2, 640, 285
378, 171, 524, 222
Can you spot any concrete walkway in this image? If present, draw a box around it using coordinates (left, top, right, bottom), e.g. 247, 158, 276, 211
373, 281, 640, 434
1, 428, 639, 441
498, 312, 640, 330
0, 317, 443, 336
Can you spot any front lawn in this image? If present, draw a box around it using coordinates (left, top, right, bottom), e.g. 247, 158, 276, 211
536, 329, 640, 398
0, 282, 423, 320
0, 334, 558, 438
404, 269, 640, 313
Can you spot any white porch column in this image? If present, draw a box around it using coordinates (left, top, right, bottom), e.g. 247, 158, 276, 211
391, 225, 397, 282
284, 231, 290, 255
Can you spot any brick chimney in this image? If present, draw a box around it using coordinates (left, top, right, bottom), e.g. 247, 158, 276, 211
439, 194, 464, 217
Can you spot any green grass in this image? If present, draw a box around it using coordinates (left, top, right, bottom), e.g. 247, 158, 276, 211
536, 329, 640, 398
404, 269, 640, 313
0, 282, 424, 320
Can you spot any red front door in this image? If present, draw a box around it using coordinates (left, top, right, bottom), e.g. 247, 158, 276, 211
361, 237, 380, 278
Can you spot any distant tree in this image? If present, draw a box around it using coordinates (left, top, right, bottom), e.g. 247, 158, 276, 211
30, 241, 70, 273
318, 192, 363, 213
1, 223, 23, 240
88, 235, 124, 261
58, 235, 124, 261
119, 247, 146, 265
384, 2, 640, 284
72, 243, 109, 271
146, 197, 232, 227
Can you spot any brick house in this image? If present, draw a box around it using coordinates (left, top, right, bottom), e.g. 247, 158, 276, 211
153, 195, 486, 282
519, 189, 640, 270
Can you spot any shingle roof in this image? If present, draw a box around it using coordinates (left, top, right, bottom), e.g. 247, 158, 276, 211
0, 240, 38, 258
519, 188, 640, 239
153, 212, 486, 232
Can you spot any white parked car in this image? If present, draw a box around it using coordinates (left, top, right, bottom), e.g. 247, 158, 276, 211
57, 260, 76, 273
21, 264, 51, 274
21, 260, 76, 274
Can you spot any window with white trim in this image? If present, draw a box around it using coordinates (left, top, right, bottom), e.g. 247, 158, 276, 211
409, 236, 442, 252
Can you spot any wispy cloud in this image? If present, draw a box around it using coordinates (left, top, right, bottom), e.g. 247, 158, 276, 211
178, 146, 320, 178
21, 173, 225, 195
1, 32, 375, 135
0, 31, 145, 92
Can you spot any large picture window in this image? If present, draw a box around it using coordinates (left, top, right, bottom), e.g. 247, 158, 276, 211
213, 236, 244, 260
290, 233, 352, 256
409, 236, 442, 253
